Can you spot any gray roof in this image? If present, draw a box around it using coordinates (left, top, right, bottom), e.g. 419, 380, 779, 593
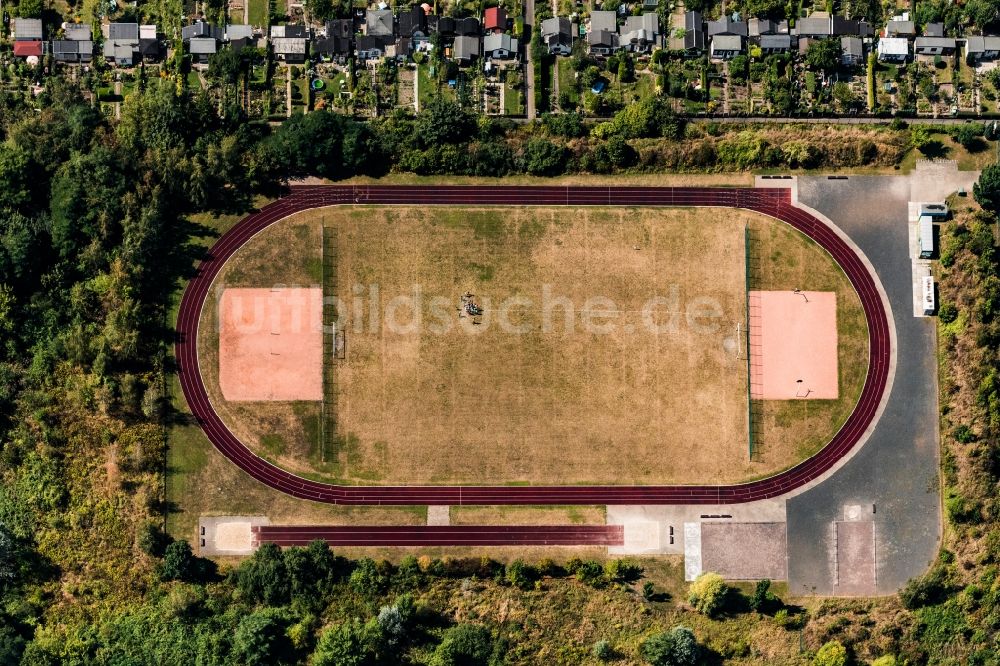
272, 37, 306, 54
367, 9, 394, 37
14, 18, 43, 40
541, 16, 572, 39
225, 24, 254, 40
109, 23, 139, 40
841, 35, 863, 56
966, 36, 1000, 52
683, 11, 704, 49
588, 29, 619, 48
452, 34, 479, 60
622, 13, 659, 41
759, 34, 791, 49
65, 24, 92, 40
711, 34, 743, 51
52, 39, 88, 57
707, 16, 746, 37
796, 16, 831, 36
886, 20, 915, 36
483, 32, 517, 53
749, 18, 776, 37
188, 37, 217, 54
590, 10, 616, 34
915, 37, 956, 49
924, 22, 944, 37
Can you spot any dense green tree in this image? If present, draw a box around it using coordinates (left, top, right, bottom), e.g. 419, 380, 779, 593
806, 38, 842, 72
208, 47, 244, 86
974, 164, 1000, 214
640, 626, 699, 666
416, 99, 477, 147
520, 139, 568, 176
312, 619, 375, 666
236, 542, 290, 604
233, 608, 295, 665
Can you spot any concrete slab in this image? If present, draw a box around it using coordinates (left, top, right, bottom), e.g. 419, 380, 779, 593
701, 522, 787, 580
834, 520, 876, 596
199, 515, 269, 556
427, 506, 450, 526
607, 501, 787, 555
684, 522, 702, 581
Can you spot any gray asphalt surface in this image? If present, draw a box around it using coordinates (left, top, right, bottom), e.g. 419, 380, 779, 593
787, 175, 942, 595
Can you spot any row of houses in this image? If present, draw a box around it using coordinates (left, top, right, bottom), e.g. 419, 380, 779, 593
12, 17, 166, 65
577, 11, 662, 56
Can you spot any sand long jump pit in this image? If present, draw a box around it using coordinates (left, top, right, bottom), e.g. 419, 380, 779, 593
199, 207, 868, 487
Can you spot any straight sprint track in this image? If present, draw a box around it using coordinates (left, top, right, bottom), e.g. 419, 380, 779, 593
175, 186, 891, 506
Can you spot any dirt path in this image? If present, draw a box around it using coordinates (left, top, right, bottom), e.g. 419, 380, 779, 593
525, 0, 536, 119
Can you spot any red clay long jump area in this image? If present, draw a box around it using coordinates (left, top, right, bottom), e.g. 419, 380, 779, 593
749, 290, 838, 400
218, 287, 323, 401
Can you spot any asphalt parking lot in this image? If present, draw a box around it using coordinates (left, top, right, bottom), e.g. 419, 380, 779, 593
785, 167, 976, 595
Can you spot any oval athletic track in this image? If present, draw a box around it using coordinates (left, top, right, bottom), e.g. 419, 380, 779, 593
176, 185, 891, 506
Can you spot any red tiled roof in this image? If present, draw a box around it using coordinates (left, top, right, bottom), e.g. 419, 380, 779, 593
14, 40, 44, 57
485, 6, 506, 30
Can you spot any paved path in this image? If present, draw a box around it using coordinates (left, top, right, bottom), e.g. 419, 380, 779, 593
525, 0, 536, 120
254, 524, 624, 546
785, 167, 975, 594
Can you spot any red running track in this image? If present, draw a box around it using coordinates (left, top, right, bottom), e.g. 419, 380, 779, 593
253, 524, 625, 547
175, 185, 891, 506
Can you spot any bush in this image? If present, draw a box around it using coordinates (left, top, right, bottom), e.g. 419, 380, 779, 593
899, 564, 951, 609
593, 639, 613, 661
938, 301, 958, 324
871, 656, 897, 666
749, 578, 780, 613
520, 139, 567, 177
687, 572, 727, 616
430, 624, 493, 666
640, 626, 699, 666
813, 640, 847, 666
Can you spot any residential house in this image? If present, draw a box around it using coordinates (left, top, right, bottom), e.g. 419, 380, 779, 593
315, 20, 352, 62
225, 24, 255, 41
13, 41, 45, 59
435, 16, 456, 36
139, 37, 162, 61
14, 18, 43, 40
588, 11, 620, 56
483, 33, 518, 60
64, 23, 92, 41
367, 9, 394, 39
831, 17, 870, 36
795, 16, 832, 38
52, 38, 93, 62
541, 17, 573, 55
749, 18, 776, 37
759, 34, 792, 54
621, 13, 659, 53
183, 20, 220, 41
273, 37, 307, 63
274, 24, 306, 38
877, 36, 909, 62
484, 6, 507, 33
356, 35, 388, 60
885, 20, 915, 38
707, 16, 747, 38
189, 37, 218, 64
914, 36, 956, 56
672, 10, 704, 53
104, 23, 141, 66
455, 17, 481, 36
710, 34, 743, 59
399, 6, 428, 40
841, 35, 864, 66
452, 34, 479, 64
965, 36, 1000, 63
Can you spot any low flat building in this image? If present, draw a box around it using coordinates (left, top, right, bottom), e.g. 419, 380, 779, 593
452, 34, 479, 64
622, 13, 659, 53
759, 34, 792, 54
483, 32, 518, 60
877, 37, 909, 63
710, 34, 743, 59
914, 36, 956, 56
885, 20, 915, 38
541, 17, 573, 56
64, 23, 92, 41
14, 18, 43, 40
272, 37, 307, 63
841, 35, 864, 66
53, 38, 93, 62
188, 37, 218, 64
965, 36, 1000, 63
